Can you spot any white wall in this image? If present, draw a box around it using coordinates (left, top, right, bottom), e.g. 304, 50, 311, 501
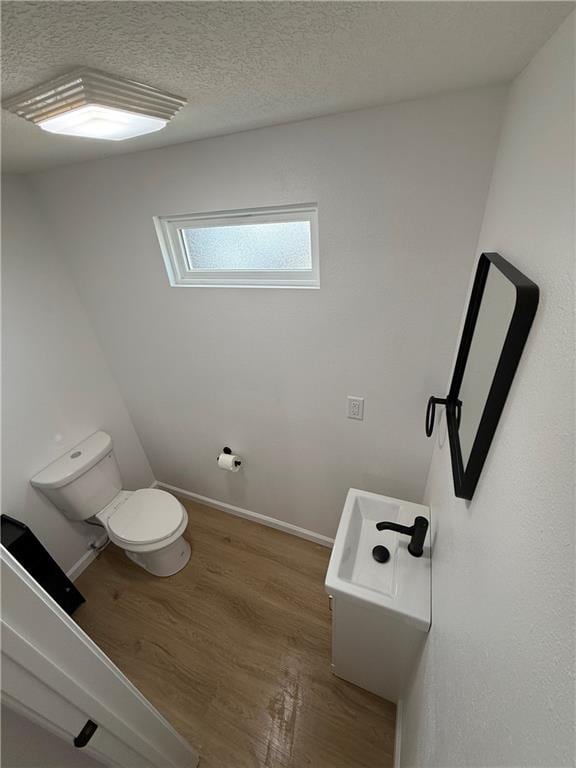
1, 705, 105, 768
2, 176, 154, 573
401, 14, 575, 768
30, 85, 506, 539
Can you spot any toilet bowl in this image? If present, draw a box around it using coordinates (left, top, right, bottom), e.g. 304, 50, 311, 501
30, 431, 191, 577
96, 488, 191, 577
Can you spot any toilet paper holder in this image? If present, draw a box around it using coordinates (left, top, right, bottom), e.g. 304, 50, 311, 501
217, 447, 242, 468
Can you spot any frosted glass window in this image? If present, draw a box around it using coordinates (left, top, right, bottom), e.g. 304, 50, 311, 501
154, 204, 319, 288
181, 221, 312, 271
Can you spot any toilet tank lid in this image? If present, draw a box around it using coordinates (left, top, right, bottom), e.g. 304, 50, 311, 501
31, 431, 113, 490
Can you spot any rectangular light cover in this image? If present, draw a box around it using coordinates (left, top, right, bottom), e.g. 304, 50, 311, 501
2, 68, 186, 141
39, 105, 167, 141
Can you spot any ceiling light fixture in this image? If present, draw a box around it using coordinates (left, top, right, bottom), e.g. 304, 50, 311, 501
2, 68, 187, 141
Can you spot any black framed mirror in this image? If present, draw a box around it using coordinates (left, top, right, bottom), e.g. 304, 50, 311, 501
426, 252, 539, 500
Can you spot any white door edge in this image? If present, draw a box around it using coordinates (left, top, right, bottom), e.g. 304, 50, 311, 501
2, 689, 125, 768
1, 545, 199, 768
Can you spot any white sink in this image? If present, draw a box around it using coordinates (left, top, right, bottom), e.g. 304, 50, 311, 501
325, 489, 431, 702
326, 488, 431, 630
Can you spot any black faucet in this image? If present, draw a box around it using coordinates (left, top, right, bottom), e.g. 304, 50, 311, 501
375, 516, 429, 558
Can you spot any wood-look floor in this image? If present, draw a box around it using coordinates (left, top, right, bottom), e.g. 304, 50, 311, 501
75, 499, 396, 768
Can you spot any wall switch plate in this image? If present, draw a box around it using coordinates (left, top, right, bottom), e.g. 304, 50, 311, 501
347, 396, 364, 420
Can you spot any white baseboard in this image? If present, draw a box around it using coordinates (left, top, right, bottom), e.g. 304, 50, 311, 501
394, 699, 403, 768
154, 482, 334, 548
66, 533, 108, 582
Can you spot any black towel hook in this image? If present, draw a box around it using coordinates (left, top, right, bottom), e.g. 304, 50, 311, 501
426, 396, 461, 437
425, 396, 448, 437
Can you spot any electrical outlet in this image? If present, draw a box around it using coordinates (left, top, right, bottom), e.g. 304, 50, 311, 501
347, 396, 364, 420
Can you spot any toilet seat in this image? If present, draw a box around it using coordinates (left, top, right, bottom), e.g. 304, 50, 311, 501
100, 488, 188, 552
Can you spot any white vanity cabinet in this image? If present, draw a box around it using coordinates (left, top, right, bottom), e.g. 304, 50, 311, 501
325, 489, 431, 702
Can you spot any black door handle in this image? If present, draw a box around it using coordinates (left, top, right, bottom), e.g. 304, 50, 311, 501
74, 719, 98, 748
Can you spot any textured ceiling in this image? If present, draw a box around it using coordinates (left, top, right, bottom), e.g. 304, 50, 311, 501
2, 1, 573, 174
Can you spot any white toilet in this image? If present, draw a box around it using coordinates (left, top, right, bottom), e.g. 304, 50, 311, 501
31, 431, 191, 577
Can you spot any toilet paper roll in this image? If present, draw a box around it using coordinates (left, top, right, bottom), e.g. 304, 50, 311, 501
217, 452, 242, 472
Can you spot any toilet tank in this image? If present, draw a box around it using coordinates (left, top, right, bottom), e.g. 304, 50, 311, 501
31, 431, 123, 520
